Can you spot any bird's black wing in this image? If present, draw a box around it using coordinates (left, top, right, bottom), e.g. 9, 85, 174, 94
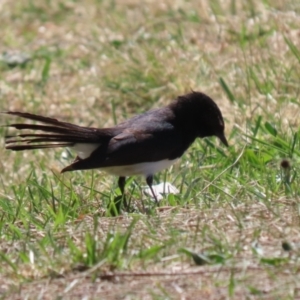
62, 109, 189, 172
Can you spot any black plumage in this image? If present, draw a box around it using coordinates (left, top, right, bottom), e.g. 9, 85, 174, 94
3, 91, 228, 209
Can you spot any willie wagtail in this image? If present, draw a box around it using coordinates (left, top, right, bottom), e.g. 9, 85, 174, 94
3, 91, 228, 209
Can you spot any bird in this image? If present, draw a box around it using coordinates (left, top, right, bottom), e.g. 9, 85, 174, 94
3, 91, 228, 211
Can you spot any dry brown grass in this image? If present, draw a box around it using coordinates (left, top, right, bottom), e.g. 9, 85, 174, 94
3, 203, 300, 299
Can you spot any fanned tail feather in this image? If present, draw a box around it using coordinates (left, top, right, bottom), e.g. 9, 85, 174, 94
2, 111, 109, 151
4, 111, 85, 129
6, 143, 72, 151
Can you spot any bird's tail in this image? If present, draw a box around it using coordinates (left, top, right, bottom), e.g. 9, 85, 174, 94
3, 111, 108, 151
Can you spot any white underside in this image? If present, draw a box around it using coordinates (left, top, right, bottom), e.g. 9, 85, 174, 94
100, 159, 177, 176
72, 143, 99, 159
72, 143, 177, 176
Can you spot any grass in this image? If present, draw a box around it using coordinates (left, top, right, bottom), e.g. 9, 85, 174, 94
1, 0, 300, 298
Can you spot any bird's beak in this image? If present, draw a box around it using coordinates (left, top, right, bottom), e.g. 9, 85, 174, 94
217, 132, 229, 147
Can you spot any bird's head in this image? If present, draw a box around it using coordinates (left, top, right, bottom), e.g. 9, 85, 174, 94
171, 91, 228, 147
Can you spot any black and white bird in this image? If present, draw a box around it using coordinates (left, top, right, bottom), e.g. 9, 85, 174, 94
3, 91, 228, 209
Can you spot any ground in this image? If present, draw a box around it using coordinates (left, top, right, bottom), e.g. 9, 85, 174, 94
1, 0, 300, 299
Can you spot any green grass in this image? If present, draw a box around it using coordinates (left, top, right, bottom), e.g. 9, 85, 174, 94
1, 0, 300, 298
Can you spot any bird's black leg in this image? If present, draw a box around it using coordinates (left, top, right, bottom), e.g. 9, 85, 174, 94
146, 175, 159, 206
118, 176, 128, 209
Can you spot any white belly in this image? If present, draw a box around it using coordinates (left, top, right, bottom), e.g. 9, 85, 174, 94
72, 143, 177, 177
100, 159, 177, 176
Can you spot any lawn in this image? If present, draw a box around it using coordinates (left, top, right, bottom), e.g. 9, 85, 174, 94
1, 0, 300, 299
